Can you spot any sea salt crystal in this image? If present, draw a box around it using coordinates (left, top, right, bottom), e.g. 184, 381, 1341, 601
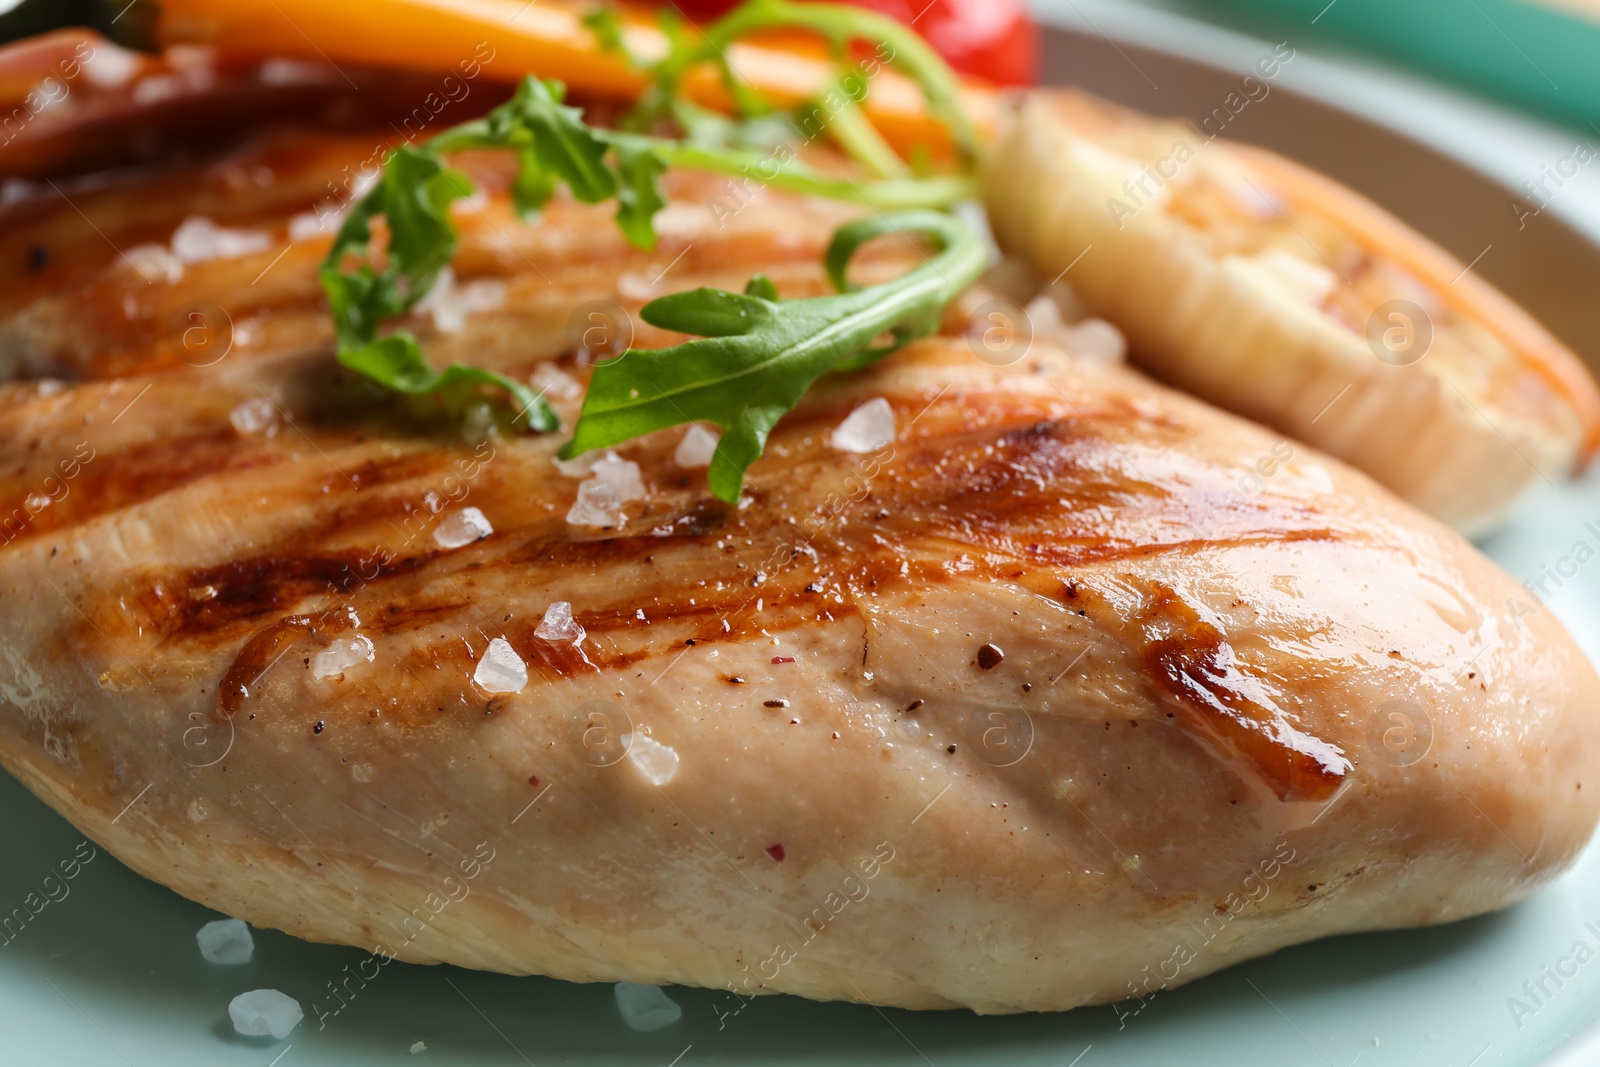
590, 455, 645, 502
415, 266, 506, 334
433, 507, 493, 549
1, 179, 40, 208
651, 202, 709, 238
830, 397, 895, 453
229, 989, 302, 1039
258, 58, 328, 86
529, 362, 581, 400
81, 44, 140, 89
535, 601, 585, 646
673, 424, 720, 469
566, 479, 626, 528
288, 209, 338, 243
625, 733, 679, 786
616, 271, 659, 303
196, 918, 254, 964
614, 982, 682, 1031
123, 243, 183, 284
474, 637, 527, 694
131, 74, 184, 105
1020, 295, 1126, 365
1062, 317, 1126, 364
229, 397, 277, 435
170, 216, 272, 263
312, 634, 374, 679
410, 1041, 428, 1054
167, 45, 217, 74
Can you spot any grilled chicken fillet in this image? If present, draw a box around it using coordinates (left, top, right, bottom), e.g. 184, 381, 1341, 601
0, 133, 1597, 1014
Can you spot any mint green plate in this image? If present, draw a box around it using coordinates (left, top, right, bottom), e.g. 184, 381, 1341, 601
6, 9, 1600, 1067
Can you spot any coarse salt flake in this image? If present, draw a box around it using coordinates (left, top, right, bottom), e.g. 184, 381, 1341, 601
590, 454, 645, 502
625, 733, 679, 786
1060, 317, 1126, 364
258, 58, 328, 85
530, 362, 581, 400
196, 918, 254, 965
229, 397, 277, 435
170, 216, 272, 264
474, 637, 527, 694
229, 989, 302, 1040
614, 982, 682, 1031
566, 479, 627, 528
130, 74, 183, 105
433, 507, 493, 549
312, 634, 374, 679
1023, 298, 1126, 365
673, 424, 720, 469
123, 243, 183, 284
535, 601, 585, 646
82, 44, 141, 89
288, 209, 339, 243
830, 397, 895, 453
415, 266, 506, 334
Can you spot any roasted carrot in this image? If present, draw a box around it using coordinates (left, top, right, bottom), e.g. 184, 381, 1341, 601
154, 0, 998, 156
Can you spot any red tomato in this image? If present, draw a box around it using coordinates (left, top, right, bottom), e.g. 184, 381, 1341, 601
669, 0, 1039, 86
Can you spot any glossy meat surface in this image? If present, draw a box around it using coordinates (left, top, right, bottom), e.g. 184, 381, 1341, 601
0, 135, 1596, 1012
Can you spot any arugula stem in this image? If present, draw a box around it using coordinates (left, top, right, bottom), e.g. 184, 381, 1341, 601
812, 74, 911, 180
649, 141, 970, 208
663, 0, 980, 162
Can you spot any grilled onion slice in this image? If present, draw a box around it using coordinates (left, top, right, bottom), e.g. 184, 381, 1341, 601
983, 90, 1600, 536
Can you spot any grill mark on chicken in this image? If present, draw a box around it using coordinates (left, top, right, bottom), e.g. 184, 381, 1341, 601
78, 383, 1357, 804
1134, 586, 1349, 802
0, 132, 920, 384
0, 426, 268, 546
0, 125, 1373, 836
219, 605, 361, 717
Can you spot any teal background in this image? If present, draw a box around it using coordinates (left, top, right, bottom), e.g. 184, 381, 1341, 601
1185, 0, 1600, 129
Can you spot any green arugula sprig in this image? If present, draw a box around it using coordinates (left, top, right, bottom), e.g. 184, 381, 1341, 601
318, 0, 987, 489
319, 144, 560, 432
563, 210, 985, 502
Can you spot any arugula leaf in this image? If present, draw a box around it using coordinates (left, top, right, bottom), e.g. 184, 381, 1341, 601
317, 145, 559, 432
561, 210, 986, 502
322, 144, 466, 349
318, 1, 985, 439
613, 140, 670, 251
581, 6, 633, 64
488, 78, 616, 207
339, 333, 558, 432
